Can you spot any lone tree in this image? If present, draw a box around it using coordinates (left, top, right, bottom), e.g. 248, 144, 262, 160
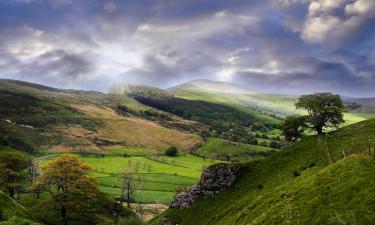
281, 116, 306, 143
32, 154, 100, 225
296, 93, 345, 134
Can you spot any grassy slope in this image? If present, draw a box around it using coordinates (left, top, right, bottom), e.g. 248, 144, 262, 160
149, 119, 375, 225
172, 80, 375, 126
193, 138, 274, 161
0, 191, 40, 225
0, 79, 201, 153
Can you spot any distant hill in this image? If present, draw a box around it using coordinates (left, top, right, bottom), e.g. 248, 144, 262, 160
170, 79, 375, 124
0, 79, 202, 153
169, 79, 257, 94
117, 84, 277, 145
149, 119, 375, 225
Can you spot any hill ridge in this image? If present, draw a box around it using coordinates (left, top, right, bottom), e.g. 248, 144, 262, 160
169, 79, 257, 94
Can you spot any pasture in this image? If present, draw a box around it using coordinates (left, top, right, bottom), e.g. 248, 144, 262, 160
38, 149, 220, 204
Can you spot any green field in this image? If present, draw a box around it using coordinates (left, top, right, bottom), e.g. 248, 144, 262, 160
193, 138, 275, 162
39, 150, 220, 204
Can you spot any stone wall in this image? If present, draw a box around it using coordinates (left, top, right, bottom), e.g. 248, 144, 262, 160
170, 164, 238, 208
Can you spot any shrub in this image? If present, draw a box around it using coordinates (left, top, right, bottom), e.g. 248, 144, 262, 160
270, 141, 281, 149
249, 138, 258, 145
165, 146, 178, 156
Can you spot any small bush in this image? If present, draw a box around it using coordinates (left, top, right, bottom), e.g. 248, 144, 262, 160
270, 141, 281, 149
165, 146, 178, 156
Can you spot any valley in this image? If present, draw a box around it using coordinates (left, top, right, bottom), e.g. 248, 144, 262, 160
1, 79, 375, 225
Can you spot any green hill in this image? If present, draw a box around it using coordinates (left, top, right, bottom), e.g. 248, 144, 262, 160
149, 119, 375, 225
121, 84, 279, 145
170, 79, 375, 125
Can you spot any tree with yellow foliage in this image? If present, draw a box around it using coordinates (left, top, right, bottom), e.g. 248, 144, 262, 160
32, 154, 99, 225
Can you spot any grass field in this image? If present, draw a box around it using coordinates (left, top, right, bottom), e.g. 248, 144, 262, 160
193, 138, 275, 162
38, 149, 220, 204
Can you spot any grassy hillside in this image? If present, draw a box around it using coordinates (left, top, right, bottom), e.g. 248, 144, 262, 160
149, 119, 375, 225
193, 138, 275, 162
0, 191, 40, 225
122, 85, 279, 145
171, 79, 375, 126
0, 79, 202, 153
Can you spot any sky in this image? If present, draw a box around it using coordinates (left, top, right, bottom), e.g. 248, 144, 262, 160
0, 0, 374, 97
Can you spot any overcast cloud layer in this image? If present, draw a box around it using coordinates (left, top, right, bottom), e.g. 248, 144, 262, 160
0, 0, 374, 97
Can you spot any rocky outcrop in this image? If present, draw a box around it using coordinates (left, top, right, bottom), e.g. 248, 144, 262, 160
170, 164, 238, 208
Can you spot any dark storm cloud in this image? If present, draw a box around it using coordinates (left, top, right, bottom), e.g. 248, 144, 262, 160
0, 0, 374, 96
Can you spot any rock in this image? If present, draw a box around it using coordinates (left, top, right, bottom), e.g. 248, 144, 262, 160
170, 164, 238, 208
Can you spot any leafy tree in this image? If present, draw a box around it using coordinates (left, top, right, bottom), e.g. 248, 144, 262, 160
296, 93, 345, 134
32, 154, 99, 225
0, 150, 29, 198
281, 116, 306, 143
165, 146, 178, 156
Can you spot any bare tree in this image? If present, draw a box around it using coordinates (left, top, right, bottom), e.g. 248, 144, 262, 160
29, 160, 42, 198
120, 174, 135, 208
147, 164, 152, 172
136, 193, 145, 220
135, 175, 145, 220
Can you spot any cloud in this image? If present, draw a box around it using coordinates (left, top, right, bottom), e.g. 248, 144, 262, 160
0, 0, 374, 96
103, 2, 117, 13
301, 0, 375, 44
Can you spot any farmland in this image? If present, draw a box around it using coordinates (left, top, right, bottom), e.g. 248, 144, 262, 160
39, 148, 221, 204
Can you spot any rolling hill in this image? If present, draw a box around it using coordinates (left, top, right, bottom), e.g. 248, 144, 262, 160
0, 79, 202, 153
170, 79, 375, 125
149, 119, 375, 225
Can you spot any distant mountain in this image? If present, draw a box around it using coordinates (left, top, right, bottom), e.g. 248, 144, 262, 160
348, 97, 375, 106
170, 79, 299, 120
169, 79, 257, 94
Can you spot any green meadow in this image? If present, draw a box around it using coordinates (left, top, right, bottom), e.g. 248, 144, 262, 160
38, 149, 221, 204
193, 138, 275, 162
